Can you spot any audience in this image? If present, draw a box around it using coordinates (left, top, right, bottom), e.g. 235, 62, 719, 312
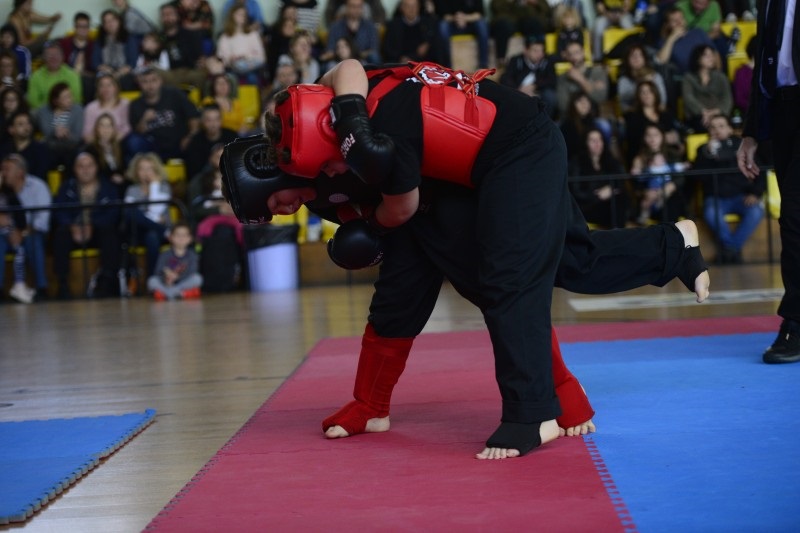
123, 151, 172, 277
92, 9, 139, 92
134, 31, 171, 72
382, 0, 440, 64
59, 12, 96, 102
489, 0, 552, 66
592, 0, 634, 61
554, 6, 583, 58
630, 123, 688, 224
560, 90, 613, 160
7, 0, 62, 59
499, 33, 557, 116
181, 103, 237, 180
0, 86, 29, 144
112, 0, 157, 41
85, 112, 128, 197
555, 40, 610, 119
33, 82, 85, 170
622, 79, 682, 168
82, 73, 131, 144
158, 2, 207, 88
616, 42, 667, 114
202, 73, 247, 135
0, 24, 32, 85
0, 167, 34, 303
0, 153, 50, 299
216, 4, 266, 85
654, 7, 714, 75
732, 36, 755, 116
126, 66, 200, 161
693, 114, 764, 264
435, 0, 489, 69
147, 221, 203, 301
568, 127, 631, 228
322, 0, 382, 65
26, 41, 82, 110
282, 29, 320, 84
51, 151, 121, 299
0, 110, 51, 179
681, 43, 732, 132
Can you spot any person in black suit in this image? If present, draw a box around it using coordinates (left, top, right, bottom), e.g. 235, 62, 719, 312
737, 0, 800, 364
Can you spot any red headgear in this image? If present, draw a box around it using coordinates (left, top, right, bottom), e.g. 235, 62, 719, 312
274, 84, 343, 178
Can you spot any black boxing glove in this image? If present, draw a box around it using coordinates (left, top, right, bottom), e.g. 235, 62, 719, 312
327, 218, 385, 270
220, 136, 312, 224
329, 94, 394, 185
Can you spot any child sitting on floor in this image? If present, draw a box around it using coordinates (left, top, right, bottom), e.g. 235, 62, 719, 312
147, 222, 203, 301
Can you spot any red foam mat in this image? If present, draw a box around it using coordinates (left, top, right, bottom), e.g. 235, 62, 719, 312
146, 316, 778, 532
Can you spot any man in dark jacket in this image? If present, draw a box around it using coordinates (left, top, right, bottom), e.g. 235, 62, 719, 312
499, 34, 557, 116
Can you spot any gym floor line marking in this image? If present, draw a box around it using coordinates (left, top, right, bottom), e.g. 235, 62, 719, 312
568, 288, 785, 311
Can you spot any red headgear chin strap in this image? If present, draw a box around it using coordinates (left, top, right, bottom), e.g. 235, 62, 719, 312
274, 84, 343, 178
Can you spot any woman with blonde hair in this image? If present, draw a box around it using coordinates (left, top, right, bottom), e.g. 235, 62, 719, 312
123, 152, 172, 276
82, 73, 131, 144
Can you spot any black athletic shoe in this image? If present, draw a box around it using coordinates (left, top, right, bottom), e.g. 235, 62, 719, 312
763, 319, 800, 364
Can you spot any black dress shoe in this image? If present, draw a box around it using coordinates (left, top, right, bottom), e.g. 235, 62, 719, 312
763, 319, 800, 364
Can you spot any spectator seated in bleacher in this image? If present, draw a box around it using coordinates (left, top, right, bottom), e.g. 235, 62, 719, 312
202, 73, 249, 135
147, 221, 202, 301
622, 79, 683, 168
215, 4, 266, 86
123, 151, 172, 277
500, 33, 557, 117
692, 114, 764, 264
731, 36, 755, 117
382, 0, 442, 65
630, 123, 689, 225
555, 40, 610, 120
6, 0, 62, 59
0, 24, 32, 88
434, 0, 489, 68
0, 169, 35, 303
0, 110, 51, 179
0, 86, 29, 145
489, 0, 552, 67
280, 29, 320, 84
85, 113, 129, 198
592, 0, 634, 62
616, 42, 668, 113
51, 151, 122, 299
113, 0, 158, 43
158, 2, 208, 89
322, 0, 382, 65
654, 6, 714, 75
555, 5, 584, 59
59, 11, 96, 103
568, 127, 631, 228
26, 40, 82, 111
82, 73, 131, 145
181, 103, 237, 180
134, 31, 171, 72
92, 9, 140, 93
33, 82, 85, 170
221, 0, 266, 32
0, 153, 50, 299
173, 0, 216, 56
265, 5, 298, 82
674, 0, 731, 62
680, 43, 732, 133
126, 65, 200, 161
325, 0, 386, 28
560, 90, 613, 160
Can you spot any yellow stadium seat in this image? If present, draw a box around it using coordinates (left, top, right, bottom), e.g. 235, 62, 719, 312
720, 20, 757, 54
727, 52, 749, 81
767, 169, 780, 219
47, 168, 63, 196
685, 133, 710, 162
165, 159, 186, 184
602, 27, 645, 58
239, 84, 261, 128
120, 90, 141, 101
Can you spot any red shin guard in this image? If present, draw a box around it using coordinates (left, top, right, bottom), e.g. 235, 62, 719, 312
551, 328, 596, 428
322, 323, 414, 435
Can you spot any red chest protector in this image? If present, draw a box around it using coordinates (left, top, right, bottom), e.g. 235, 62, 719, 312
366, 62, 497, 188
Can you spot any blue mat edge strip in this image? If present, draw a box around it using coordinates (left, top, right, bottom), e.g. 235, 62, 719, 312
0, 409, 157, 525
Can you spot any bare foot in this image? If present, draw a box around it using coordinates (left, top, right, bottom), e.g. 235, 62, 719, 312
675, 220, 710, 303
562, 419, 596, 437
324, 416, 390, 439
475, 419, 560, 459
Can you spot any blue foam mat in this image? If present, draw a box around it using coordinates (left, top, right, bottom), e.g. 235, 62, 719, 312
0, 409, 156, 524
567, 334, 800, 532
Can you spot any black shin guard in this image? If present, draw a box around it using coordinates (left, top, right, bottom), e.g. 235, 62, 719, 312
486, 422, 543, 456
677, 246, 708, 292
